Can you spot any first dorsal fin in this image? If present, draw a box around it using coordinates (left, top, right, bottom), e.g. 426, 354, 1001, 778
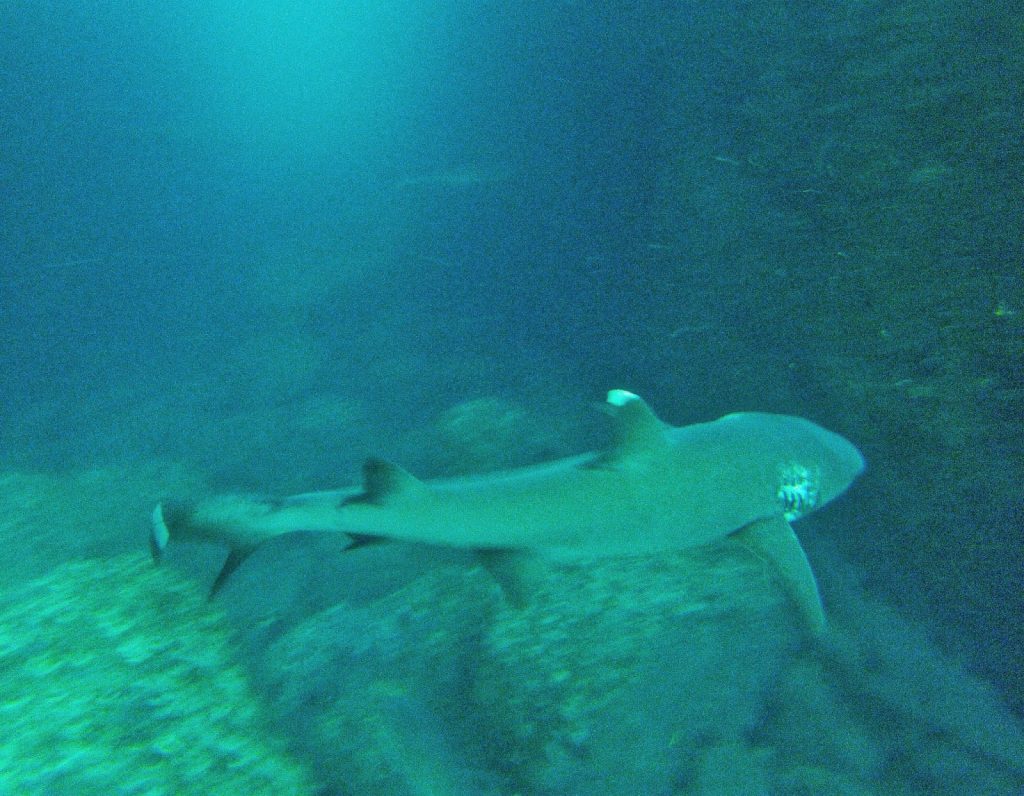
583, 390, 670, 470
353, 457, 426, 505
605, 389, 670, 459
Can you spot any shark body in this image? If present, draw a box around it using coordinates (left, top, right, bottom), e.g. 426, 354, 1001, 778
151, 390, 864, 634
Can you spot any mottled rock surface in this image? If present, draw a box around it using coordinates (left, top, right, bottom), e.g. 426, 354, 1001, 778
0, 555, 312, 795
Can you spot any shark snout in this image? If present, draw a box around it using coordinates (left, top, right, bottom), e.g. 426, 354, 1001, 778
818, 427, 866, 500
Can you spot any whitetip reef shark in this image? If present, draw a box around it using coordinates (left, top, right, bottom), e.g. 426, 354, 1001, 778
150, 390, 864, 635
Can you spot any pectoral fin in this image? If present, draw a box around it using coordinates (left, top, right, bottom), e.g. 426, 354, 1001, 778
732, 515, 826, 636
476, 549, 553, 608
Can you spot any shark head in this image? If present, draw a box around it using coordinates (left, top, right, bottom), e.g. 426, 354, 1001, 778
764, 416, 865, 520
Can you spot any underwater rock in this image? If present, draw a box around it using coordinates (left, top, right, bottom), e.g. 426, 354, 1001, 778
757, 656, 894, 794
259, 565, 507, 795
752, 576, 1024, 795
409, 395, 569, 477
475, 544, 797, 795
256, 546, 797, 795
691, 741, 775, 796
0, 462, 204, 588
238, 533, 1024, 795
0, 555, 312, 795
822, 582, 1024, 791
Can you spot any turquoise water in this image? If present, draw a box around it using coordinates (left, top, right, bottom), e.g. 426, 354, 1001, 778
1, 1, 1021, 793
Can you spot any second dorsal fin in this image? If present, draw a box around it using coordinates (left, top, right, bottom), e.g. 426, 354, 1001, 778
348, 457, 427, 506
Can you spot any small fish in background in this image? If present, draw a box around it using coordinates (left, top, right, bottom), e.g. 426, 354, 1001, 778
387, 162, 515, 190
151, 390, 864, 636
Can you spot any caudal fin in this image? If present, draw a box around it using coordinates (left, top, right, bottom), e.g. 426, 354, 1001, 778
149, 495, 376, 598
149, 499, 258, 598
150, 503, 170, 561
150, 501, 184, 562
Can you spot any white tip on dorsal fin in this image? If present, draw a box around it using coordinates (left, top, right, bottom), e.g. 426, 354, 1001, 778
360, 457, 426, 505
604, 389, 669, 460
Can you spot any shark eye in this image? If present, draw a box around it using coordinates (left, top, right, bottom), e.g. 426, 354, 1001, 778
776, 462, 820, 520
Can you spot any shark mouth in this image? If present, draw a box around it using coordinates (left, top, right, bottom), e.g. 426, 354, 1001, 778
776, 462, 820, 521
